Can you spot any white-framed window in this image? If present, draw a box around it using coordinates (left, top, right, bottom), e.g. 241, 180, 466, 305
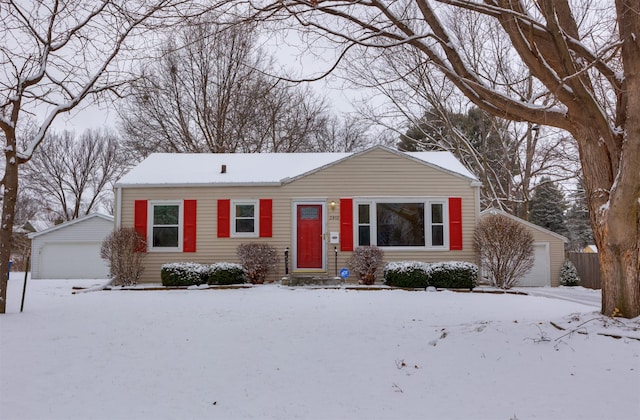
149, 201, 182, 251
355, 199, 448, 249
231, 200, 259, 237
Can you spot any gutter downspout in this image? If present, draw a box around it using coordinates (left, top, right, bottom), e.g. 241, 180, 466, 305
115, 186, 122, 229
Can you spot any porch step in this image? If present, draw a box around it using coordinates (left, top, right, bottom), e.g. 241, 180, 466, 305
281, 275, 342, 286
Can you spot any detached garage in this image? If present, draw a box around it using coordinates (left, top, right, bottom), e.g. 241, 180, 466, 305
28, 214, 114, 279
480, 209, 568, 287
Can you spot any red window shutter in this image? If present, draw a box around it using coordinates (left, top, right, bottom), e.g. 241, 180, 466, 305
259, 199, 273, 238
340, 198, 353, 251
183, 200, 197, 252
134, 200, 147, 252
217, 199, 230, 238
449, 197, 463, 250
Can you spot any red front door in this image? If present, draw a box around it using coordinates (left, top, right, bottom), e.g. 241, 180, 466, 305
296, 204, 323, 269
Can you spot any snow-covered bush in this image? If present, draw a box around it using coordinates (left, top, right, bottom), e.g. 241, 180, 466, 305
208, 263, 246, 285
384, 261, 478, 289
161, 263, 209, 287
427, 261, 478, 290
384, 261, 430, 288
474, 214, 534, 289
237, 243, 280, 284
560, 260, 581, 286
100, 227, 146, 286
348, 246, 384, 285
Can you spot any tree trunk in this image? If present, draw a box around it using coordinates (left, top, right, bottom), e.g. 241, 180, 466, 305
0, 148, 19, 314
577, 124, 640, 318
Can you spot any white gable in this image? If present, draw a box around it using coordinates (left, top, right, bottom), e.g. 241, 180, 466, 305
116, 146, 478, 187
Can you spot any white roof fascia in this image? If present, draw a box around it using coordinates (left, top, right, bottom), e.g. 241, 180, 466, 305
115, 182, 283, 189
480, 208, 568, 243
27, 213, 114, 240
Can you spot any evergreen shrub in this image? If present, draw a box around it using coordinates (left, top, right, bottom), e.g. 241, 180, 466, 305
384, 261, 478, 289
427, 262, 478, 289
384, 261, 430, 288
560, 260, 581, 286
161, 262, 210, 286
208, 263, 246, 285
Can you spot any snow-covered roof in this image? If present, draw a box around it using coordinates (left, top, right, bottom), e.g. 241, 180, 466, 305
27, 213, 114, 239
24, 219, 54, 233
115, 145, 478, 187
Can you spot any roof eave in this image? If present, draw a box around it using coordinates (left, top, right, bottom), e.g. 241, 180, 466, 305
115, 181, 283, 189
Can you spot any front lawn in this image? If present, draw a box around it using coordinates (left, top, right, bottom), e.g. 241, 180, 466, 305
1, 275, 638, 420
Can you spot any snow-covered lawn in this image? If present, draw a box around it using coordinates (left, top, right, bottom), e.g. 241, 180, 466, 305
1, 275, 639, 420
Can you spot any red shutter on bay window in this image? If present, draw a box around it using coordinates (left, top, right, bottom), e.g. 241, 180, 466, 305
183, 200, 197, 252
134, 200, 148, 252
217, 199, 230, 238
340, 198, 353, 251
448, 197, 463, 250
259, 199, 273, 238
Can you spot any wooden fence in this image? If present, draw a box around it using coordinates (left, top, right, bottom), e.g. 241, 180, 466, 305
566, 252, 601, 289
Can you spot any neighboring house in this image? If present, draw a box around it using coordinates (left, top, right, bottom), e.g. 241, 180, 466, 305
583, 245, 598, 253
115, 145, 482, 283
28, 214, 114, 279
480, 208, 568, 287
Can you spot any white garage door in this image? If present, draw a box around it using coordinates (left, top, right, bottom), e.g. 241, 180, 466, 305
518, 243, 550, 287
39, 242, 109, 279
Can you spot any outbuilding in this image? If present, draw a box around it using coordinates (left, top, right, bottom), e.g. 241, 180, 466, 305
480, 208, 568, 287
28, 213, 114, 279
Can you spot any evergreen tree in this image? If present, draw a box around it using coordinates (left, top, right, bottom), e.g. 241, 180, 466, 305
565, 176, 594, 251
529, 177, 568, 236
397, 109, 447, 152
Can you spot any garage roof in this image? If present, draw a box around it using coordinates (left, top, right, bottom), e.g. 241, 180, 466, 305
27, 213, 114, 239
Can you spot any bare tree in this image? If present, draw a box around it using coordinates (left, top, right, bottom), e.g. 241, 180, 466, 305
23, 129, 128, 221
475, 214, 534, 289
119, 18, 353, 157
350, 42, 578, 218
0, 0, 221, 313
249, 1, 640, 317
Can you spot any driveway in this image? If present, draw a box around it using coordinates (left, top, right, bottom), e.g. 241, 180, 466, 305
516, 286, 601, 308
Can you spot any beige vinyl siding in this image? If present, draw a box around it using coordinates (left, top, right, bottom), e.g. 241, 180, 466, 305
120, 147, 480, 283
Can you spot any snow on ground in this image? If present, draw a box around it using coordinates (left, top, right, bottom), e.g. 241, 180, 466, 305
1, 274, 639, 420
